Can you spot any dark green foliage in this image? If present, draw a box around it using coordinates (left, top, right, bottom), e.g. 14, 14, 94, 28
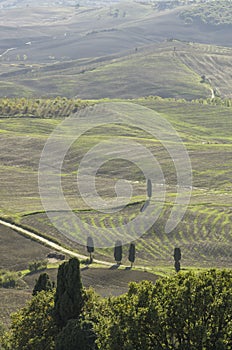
147, 179, 152, 198
174, 247, 181, 272
55, 319, 97, 350
86, 236, 94, 262
128, 243, 136, 267
114, 240, 122, 265
54, 258, 84, 329
174, 260, 180, 273
2, 290, 57, 350
32, 273, 54, 296
2, 268, 232, 350
174, 247, 181, 261
94, 270, 232, 350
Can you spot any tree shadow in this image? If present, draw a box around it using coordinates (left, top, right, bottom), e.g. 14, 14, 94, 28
109, 264, 120, 270
81, 266, 89, 271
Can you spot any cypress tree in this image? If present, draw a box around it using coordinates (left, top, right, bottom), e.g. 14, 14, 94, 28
114, 240, 122, 265
128, 243, 136, 268
86, 236, 94, 263
147, 178, 152, 198
174, 247, 181, 262
54, 258, 83, 329
174, 247, 181, 272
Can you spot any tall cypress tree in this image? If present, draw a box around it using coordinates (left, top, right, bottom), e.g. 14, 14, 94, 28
114, 240, 122, 265
128, 243, 136, 268
86, 236, 94, 263
54, 258, 83, 329
174, 247, 181, 272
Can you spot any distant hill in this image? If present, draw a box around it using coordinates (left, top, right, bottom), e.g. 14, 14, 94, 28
0, 2, 232, 98
1, 41, 232, 99
1, 2, 232, 62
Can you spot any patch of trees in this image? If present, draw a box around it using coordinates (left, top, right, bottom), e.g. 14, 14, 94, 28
1, 96, 232, 120
28, 260, 47, 274
1, 259, 232, 350
138, 95, 232, 107
180, 1, 232, 26
0, 97, 92, 118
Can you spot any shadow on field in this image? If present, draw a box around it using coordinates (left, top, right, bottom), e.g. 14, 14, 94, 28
109, 264, 120, 270
81, 266, 89, 272
125, 266, 132, 271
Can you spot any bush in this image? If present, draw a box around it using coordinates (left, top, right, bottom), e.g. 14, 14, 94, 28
0, 270, 20, 289
28, 260, 47, 274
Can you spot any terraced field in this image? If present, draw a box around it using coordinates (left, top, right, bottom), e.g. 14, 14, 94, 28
1, 98, 232, 268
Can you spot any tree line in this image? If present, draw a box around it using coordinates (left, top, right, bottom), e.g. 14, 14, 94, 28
87, 236, 135, 267
0, 96, 232, 119
1, 257, 231, 350
87, 236, 180, 271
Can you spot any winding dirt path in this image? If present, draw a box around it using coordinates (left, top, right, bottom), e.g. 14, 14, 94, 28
0, 218, 112, 267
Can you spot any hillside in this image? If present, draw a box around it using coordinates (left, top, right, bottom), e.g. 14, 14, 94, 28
0, 97, 232, 269
1, 41, 232, 99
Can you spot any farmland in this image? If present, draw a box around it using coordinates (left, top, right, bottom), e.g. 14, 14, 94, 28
0, 97, 232, 269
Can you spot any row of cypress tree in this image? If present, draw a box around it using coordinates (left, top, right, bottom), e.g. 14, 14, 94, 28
87, 237, 136, 267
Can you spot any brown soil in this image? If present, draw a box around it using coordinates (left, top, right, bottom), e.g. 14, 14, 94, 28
81, 267, 159, 297
24, 267, 159, 297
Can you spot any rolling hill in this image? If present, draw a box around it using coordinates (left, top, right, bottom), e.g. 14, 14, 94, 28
1, 41, 232, 99
0, 97, 232, 270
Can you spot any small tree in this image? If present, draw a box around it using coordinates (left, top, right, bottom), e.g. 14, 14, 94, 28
147, 178, 152, 198
174, 247, 181, 261
33, 272, 54, 296
174, 247, 181, 272
86, 236, 94, 263
128, 243, 135, 268
114, 240, 122, 265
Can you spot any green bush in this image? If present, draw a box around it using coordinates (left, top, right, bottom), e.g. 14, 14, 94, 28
0, 270, 20, 289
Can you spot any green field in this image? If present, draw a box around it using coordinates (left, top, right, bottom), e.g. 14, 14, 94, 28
1, 97, 232, 269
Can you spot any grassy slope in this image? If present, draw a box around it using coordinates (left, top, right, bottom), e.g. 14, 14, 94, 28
1, 41, 232, 99
0, 42, 211, 99
0, 98, 232, 269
